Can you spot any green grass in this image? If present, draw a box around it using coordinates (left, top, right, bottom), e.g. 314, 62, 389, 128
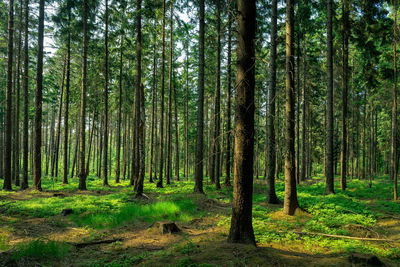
11, 240, 70, 260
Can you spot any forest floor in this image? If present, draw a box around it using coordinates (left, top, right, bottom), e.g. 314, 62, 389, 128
0, 174, 400, 266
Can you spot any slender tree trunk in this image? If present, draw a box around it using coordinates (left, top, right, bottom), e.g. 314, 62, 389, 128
227, 0, 256, 245
267, 0, 280, 204
51, 57, 66, 178
301, 39, 308, 182
157, 0, 166, 188
78, 0, 89, 190
21, 0, 29, 189
103, 0, 109, 186
63, 10, 71, 184
174, 76, 180, 181
283, 0, 300, 215
166, 3, 174, 185
115, 36, 123, 183
225, 6, 232, 187
4, 0, 14, 191
184, 40, 189, 180
392, 0, 398, 200
326, 0, 335, 194
149, 27, 156, 183
85, 111, 95, 176
33, 0, 44, 191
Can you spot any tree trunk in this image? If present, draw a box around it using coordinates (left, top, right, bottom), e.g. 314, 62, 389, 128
301, 39, 307, 182
103, 0, 109, 186
194, 0, 205, 194
266, 0, 280, 204
157, 0, 166, 189
283, 0, 300, 215
149, 26, 156, 183
33, 0, 44, 191
392, 0, 398, 200
21, 0, 29, 189
326, 0, 335, 194
78, 0, 89, 190
115, 36, 123, 183
166, 2, 173, 185
4, 0, 14, 191
174, 75, 180, 181
63, 9, 71, 185
225, 5, 232, 187
227, 0, 256, 245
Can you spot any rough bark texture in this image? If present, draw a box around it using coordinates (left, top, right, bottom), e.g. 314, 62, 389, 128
194, 0, 205, 194
283, 0, 300, 215
301, 40, 308, 182
326, 0, 335, 195
78, 0, 89, 190
4, 0, 14, 191
63, 10, 71, 185
227, 0, 256, 245
166, 3, 173, 185
340, 0, 349, 191
392, 0, 398, 200
103, 0, 109, 186
267, 0, 280, 204
157, 0, 166, 189
115, 35, 123, 183
33, 0, 45, 191
225, 6, 232, 187
21, 0, 29, 189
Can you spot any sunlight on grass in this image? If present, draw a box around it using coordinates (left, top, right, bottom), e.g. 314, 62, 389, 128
11, 240, 70, 260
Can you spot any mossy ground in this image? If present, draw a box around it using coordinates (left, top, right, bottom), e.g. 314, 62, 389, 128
0, 174, 399, 266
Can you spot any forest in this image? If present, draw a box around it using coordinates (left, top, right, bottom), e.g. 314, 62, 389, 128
1, 0, 400, 266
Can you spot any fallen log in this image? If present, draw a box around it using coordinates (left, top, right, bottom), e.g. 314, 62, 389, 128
279, 231, 400, 242
69, 238, 123, 248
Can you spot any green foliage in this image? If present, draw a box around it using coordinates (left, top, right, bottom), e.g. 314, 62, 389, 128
11, 240, 70, 260
87, 253, 149, 267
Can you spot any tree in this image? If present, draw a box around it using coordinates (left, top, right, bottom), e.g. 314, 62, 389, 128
392, 0, 398, 200
225, 1, 232, 187
78, 0, 89, 190
266, 0, 280, 204
283, 0, 300, 215
340, 0, 350, 191
227, 0, 256, 245
157, 0, 166, 189
326, 0, 335, 195
21, 0, 29, 189
3, 0, 14, 191
103, 0, 109, 186
194, 0, 205, 194
33, 0, 45, 191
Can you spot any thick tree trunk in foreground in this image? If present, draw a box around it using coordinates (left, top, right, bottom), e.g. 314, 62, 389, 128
267, 0, 280, 204
4, 0, 14, 191
283, 0, 300, 215
326, 0, 335, 195
33, 0, 45, 191
227, 0, 256, 245
194, 0, 205, 194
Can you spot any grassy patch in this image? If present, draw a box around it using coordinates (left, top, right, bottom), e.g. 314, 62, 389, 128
11, 240, 70, 260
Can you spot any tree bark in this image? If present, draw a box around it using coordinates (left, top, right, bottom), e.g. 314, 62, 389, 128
63, 9, 71, 185
194, 0, 205, 194
4, 0, 14, 191
227, 0, 256, 245
78, 0, 89, 190
326, 0, 335, 194
225, 4, 232, 187
392, 0, 398, 200
103, 0, 109, 186
267, 0, 280, 204
166, 2, 174, 185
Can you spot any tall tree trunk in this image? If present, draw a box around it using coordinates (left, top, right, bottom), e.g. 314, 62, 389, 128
301, 39, 307, 182
149, 26, 157, 183
227, 0, 256, 245
115, 35, 123, 183
85, 111, 95, 176
283, 0, 300, 215
21, 0, 29, 189
340, 0, 349, 191
392, 0, 398, 200
194, 0, 205, 194
33, 0, 44, 191
326, 0, 335, 194
103, 0, 109, 186
225, 5, 232, 187
174, 76, 180, 181
266, 0, 280, 204
78, 0, 89, 190
157, 0, 166, 188
166, 2, 173, 185
4, 0, 14, 191
63, 10, 71, 185
52, 57, 66, 178
134, 0, 144, 195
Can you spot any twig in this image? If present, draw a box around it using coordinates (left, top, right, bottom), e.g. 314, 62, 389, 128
69, 238, 123, 248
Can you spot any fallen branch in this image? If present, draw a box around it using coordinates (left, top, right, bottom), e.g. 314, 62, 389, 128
279, 231, 400, 242
69, 238, 124, 248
